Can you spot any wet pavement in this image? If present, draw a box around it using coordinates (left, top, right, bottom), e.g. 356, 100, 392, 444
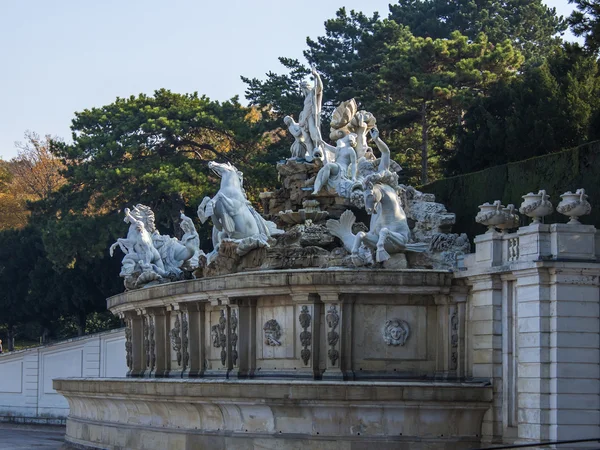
0, 424, 66, 449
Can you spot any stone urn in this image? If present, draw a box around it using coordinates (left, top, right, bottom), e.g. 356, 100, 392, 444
496, 204, 520, 232
556, 188, 591, 224
519, 190, 553, 224
476, 200, 506, 232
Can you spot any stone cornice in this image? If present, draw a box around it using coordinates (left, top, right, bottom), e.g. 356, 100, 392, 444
107, 269, 453, 314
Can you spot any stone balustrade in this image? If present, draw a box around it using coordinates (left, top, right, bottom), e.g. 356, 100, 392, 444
108, 269, 467, 381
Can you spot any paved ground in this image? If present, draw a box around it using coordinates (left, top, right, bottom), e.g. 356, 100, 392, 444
0, 424, 66, 449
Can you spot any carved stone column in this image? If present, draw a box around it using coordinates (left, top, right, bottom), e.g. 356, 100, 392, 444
123, 310, 145, 377
291, 293, 321, 379
205, 298, 231, 378
180, 302, 205, 378
233, 297, 257, 379
167, 305, 189, 378
145, 307, 169, 378
320, 292, 347, 380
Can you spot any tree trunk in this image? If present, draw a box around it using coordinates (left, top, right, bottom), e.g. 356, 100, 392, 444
421, 101, 429, 185
77, 312, 86, 336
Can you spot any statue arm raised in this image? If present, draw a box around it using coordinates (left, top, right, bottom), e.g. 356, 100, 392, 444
371, 128, 390, 172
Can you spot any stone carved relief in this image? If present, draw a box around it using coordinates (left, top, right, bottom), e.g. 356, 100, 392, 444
170, 315, 182, 367
383, 319, 410, 346
124, 321, 132, 370
149, 318, 156, 371
231, 310, 239, 366
326, 305, 340, 365
181, 313, 189, 370
209, 310, 228, 366
450, 308, 458, 370
299, 306, 312, 366
263, 319, 282, 346
143, 317, 150, 368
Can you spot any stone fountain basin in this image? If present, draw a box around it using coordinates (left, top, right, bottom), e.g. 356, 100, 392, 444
54, 377, 492, 450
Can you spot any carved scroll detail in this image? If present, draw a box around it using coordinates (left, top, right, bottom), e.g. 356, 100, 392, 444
170, 314, 182, 366
326, 305, 340, 365
299, 306, 312, 366
450, 308, 459, 370
182, 313, 189, 370
231, 310, 239, 366
124, 320, 132, 370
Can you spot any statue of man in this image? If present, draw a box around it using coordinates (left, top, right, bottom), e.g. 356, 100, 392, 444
312, 133, 358, 196
298, 64, 324, 161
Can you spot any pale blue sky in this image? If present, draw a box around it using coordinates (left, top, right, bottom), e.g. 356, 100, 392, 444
0, 0, 579, 159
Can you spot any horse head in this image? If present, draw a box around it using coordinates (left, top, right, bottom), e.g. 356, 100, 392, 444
363, 180, 382, 215
208, 161, 243, 187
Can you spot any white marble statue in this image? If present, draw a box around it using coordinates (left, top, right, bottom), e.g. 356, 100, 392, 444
283, 116, 310, 161
110, 206, 167, 289
178, 212, 203, 271
198, 161, 283, 263
327, 170, 427, 265
128, 205, 201, 278
312, 133, 359, 197
298, 64, 324, 161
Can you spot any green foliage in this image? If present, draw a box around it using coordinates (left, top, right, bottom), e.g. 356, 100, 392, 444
422, 141, 600, 239
569, 0, 600, 53
37, 89, 272, 268
389, 0, 566, 60
381, 31, 523, 183
451, 43, 600, 174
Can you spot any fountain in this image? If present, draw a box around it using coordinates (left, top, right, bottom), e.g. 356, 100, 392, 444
54, 70, 491, 449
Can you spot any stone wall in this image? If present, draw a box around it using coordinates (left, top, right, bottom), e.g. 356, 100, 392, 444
0, 328, 126, 423
457, 224, 600, 445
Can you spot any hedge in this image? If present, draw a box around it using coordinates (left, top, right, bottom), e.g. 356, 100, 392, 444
420, 141, 600, 240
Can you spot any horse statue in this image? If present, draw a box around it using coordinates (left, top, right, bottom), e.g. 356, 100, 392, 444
109, 207, 166, 289
198, 161, 282, 263
327, 170, 427, 265
123, 205, 201, 278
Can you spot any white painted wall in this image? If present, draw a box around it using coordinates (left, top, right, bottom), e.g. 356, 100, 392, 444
0, 328, 126, 422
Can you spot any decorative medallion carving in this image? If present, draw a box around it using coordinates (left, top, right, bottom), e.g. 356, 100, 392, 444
450, 308, 459, 370
181, 313, 189, 370
299, 306, 312, 366
124, 320, 132, 370
383, 318, 410, 346
170, 314, 182, 366
231, 310, 239, 366
263, 319, 282, 346
326, 304, 340, 365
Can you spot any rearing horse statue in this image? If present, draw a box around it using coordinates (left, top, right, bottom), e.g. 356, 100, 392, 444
198, 161, 282, 263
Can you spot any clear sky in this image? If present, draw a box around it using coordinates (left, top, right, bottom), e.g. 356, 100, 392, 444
0, 0, 580, 160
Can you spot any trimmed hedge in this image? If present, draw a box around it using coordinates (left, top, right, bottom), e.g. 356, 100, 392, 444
421, 141, 600, 240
